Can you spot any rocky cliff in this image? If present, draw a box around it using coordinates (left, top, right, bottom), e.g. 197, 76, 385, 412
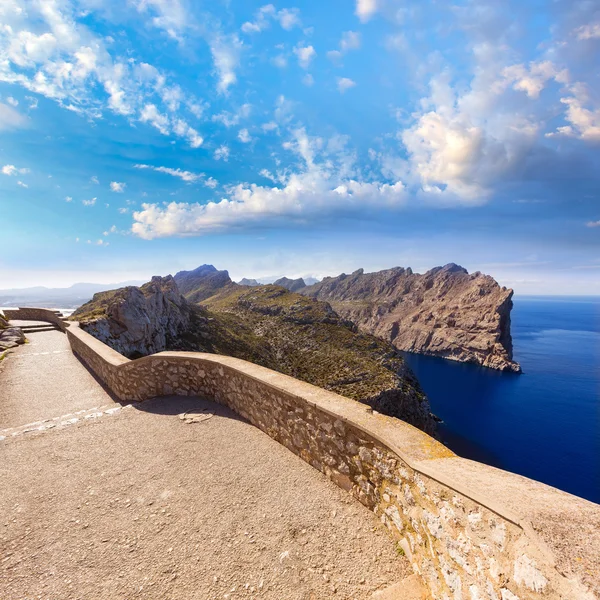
71, 273, 436, 434
301, 264, 520, 373
71, 276, 191, 358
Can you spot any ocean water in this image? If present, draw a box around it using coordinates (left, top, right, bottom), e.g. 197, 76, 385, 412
403, 296, 600, 504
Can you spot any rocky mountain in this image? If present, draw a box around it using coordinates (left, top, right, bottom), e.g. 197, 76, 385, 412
301, 264, 520, 373
173, 265, 233, 303
71, 276, 192, 358
238, 278, 261, 287
71, 274, 436, 434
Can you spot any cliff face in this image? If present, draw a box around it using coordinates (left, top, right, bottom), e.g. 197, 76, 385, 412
71, 276, 191, 358
302, 264, 521, 373
272, 277, 307, 292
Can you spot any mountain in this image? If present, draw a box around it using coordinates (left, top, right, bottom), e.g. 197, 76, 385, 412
301, 264, 521, 373
173, 264, 233, 303
71, 275, 436, 434
238, 278, 261, 287
273, 276, 307, 292
0, 281, 145, 309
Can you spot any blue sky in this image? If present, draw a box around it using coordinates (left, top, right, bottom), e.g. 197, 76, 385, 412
0, 0, 599, 294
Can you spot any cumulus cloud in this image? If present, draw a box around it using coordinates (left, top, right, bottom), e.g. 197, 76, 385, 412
238, 128, 252, 143
110, 181, 126, 193
294, 45, 316, 69
586, 220, 600, 228
2, 164, 29, 176
90, 175, 99, 184
132, 0, 187, 40
82, 197, 97, 206
6, 96, 18, 106
337, 77, 356, 93
548, 84, 600, 142
134, 164, 202, 182
131, 128, 408, 239
214, 145, 230, 161
17, 180, 28, 188
65, 196, 73, 202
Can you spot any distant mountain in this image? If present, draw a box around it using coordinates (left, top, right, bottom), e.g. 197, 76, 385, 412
304, 277, 320, 286
273, 277, 306, 292
173, 264, 233, 303
0, 281, 145, 309
238, 278, 261, 287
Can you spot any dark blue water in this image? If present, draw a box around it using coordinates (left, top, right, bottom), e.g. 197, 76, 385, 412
403, 296, 600, 504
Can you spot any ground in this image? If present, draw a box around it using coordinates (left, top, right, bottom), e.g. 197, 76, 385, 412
0, 327, 412, 600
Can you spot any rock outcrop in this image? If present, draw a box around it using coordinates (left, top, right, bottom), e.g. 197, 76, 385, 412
71, 276, 191, 359
302, 264, 521, 373
273, 277, 307, 292
0, 314, 26, 351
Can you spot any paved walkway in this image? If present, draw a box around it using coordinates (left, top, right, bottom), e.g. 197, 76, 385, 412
0, 325, 411, 600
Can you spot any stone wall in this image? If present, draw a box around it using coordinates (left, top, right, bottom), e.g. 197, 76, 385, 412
2, 308, 68, 332
65, 324, 598, 600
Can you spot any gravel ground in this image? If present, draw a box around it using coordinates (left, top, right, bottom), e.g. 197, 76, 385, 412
0, 327, 411, 600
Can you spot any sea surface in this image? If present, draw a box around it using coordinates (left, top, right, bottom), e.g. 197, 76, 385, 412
403, 295, 600, 504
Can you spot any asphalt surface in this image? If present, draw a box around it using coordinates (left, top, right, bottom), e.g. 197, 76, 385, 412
0, 326, 411, 600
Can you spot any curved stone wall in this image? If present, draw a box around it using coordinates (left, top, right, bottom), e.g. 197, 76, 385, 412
2, 307, 68, 332
65, 323, 598, 600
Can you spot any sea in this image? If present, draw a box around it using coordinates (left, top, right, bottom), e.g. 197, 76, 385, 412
403, 295, 600, 504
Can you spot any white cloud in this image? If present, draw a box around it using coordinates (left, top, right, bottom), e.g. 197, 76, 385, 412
0, 103, 28, 130
502, 61, 565, 99
132, 128, 407, 239
134, 163, 202, 182
110, 181, 126, 193
586, 220, 600, 228
205, 177, 218, 189
294, 45, 316, 69
214, 145, 230, 161
238, 128, 252, 143
212, 104, 251, 128
65, 196, 73, 202
242, 5, 301, 33
2, 164, 29, 176
0, 2, 204, 147
132, 0, 187, 40
90, 175, 99, 184
140, 103, 169, 135
355, 0, 378, 22
172, 118, 203, 148
6, 96, 18, 106
262, 121, 278, 132
302, 73, 314, 87
82, 197, 97, 206
574, 23, 600, 40
337, 77, 356, 93
17, 180, 28, 188
548, 83, 600, 142
210, 35, 242, 94
118, 207, 129, 214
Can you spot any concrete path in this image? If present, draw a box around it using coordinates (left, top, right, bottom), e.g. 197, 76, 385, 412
0, 324, 412, 600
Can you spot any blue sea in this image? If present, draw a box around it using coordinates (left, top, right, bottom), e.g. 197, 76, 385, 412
403, 296, 600, 504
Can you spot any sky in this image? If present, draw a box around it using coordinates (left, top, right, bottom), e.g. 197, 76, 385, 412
0, 0, 599, 294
